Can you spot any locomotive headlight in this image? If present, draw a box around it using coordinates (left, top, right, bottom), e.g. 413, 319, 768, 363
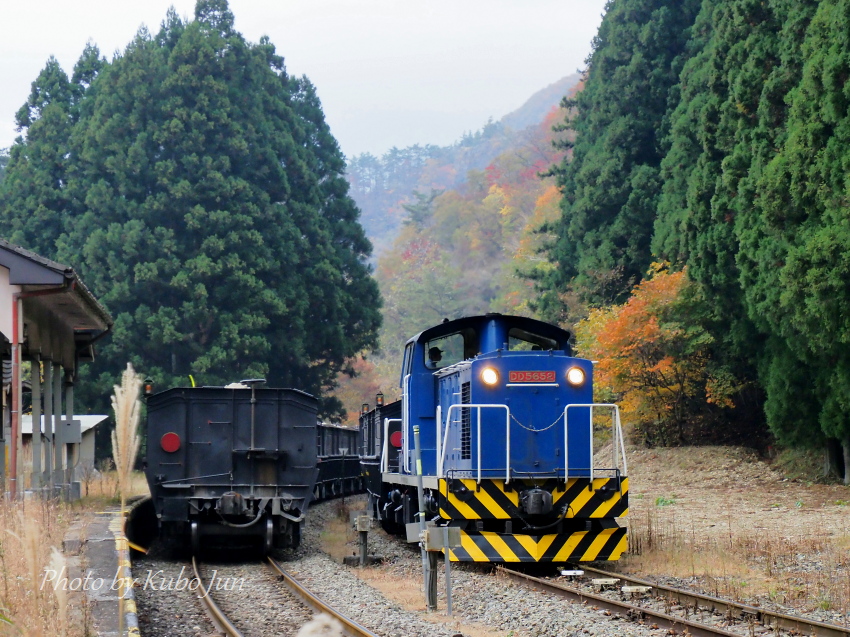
566, 366, 586, 386
481, 367, 500, 386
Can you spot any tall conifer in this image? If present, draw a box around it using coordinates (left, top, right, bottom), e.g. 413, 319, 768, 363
740, 0, 850, 479
541, 0, 701, 315
0, 1, 380, 417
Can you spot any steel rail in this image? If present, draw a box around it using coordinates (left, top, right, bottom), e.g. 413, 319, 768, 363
575, 563, 850, 637
191, 557, 245, 637
497, 566, 744, 637
267, 557, 379, 637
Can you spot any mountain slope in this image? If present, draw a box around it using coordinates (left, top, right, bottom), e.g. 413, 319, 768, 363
346, 74, 582, 257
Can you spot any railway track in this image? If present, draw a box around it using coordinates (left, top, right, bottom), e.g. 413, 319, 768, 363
192, 556, 379, 637
499, 564, 850, 637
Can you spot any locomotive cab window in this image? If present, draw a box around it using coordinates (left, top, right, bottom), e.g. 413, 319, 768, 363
399, 342, 414, 387
425, 328, 477, 370
508, 328, 559, 352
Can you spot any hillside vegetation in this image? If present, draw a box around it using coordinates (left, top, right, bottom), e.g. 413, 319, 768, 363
346, 74, 580, 258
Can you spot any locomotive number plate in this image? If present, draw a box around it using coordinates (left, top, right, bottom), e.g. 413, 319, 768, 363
508, 371, 556, 383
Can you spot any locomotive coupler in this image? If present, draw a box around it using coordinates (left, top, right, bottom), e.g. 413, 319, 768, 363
520, 488, 553, 515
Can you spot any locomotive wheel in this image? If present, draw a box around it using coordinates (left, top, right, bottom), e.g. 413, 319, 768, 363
263, 517, 274, 555
190, 521, 200, 555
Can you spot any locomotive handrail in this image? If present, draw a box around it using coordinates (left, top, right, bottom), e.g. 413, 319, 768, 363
439, 403, 511, 484
564, 404, 627, 483
380, 418, 402, 473
401, 373, 412, 474
436, 404, 442, 475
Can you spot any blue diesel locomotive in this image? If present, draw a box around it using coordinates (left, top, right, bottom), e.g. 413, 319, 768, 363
360, 313, 629, 563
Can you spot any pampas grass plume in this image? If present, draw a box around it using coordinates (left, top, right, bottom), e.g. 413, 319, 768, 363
111, 363, 142, 512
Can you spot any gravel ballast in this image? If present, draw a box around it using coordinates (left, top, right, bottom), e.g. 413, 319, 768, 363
299, 498, 675, 637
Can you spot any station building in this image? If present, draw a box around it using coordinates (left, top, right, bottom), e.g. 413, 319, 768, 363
0, 238, 112, 498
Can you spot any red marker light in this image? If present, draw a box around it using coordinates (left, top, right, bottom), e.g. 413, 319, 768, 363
161, 432, 181, 453
389, 431, 403, 448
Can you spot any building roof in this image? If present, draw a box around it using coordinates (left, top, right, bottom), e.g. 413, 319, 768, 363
0, 238, 112, 332
21, 414, 109, 435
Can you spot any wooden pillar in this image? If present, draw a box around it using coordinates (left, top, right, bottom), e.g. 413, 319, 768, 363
10, 296, 22, 498
31, 357, 41, 490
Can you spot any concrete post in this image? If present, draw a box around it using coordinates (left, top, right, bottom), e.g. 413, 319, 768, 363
43, 360, 53, 492
413, 425, 437, 611
359, 528, 368, 567
64, 370, 75, 487
53, 362, 62, 494
31, 357, 41, 490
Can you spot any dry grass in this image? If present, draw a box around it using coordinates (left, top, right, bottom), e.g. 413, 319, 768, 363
621, 504, 850, 613
356, 567, 511, 637
618, 444, 850, 616
0, 470, 149, 636
111, 363, 142, 513
82, 467, 150, 508
0, 499, 79, 636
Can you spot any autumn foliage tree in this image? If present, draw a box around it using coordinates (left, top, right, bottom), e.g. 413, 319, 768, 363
576, 265, 740, 446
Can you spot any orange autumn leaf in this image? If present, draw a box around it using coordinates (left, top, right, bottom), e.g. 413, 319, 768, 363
576, 265, 734, 444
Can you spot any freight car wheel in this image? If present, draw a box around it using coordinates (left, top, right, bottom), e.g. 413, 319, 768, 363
264, 517, 274, 556
190, 521, 200, 555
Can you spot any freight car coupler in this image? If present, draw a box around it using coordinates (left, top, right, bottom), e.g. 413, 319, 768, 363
216, 491, 247, 516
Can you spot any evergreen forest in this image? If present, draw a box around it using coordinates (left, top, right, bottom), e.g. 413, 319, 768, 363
540, 0, 850, 482
0, 0, 381, 418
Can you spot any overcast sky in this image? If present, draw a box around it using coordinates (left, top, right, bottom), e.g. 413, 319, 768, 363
0, 0, 607, 158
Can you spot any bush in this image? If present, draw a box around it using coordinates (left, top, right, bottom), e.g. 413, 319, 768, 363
576, 264, 744, 446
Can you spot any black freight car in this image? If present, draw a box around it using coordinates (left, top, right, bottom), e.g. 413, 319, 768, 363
314, 424, 361, 500
145, 381, 318, 554
359, 396, 402, 526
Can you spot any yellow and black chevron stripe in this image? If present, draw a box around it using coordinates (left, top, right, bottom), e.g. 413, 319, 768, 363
447, 527, 627, 562
438, 477, 628, 521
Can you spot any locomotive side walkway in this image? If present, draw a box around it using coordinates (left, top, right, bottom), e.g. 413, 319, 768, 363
63, 501, 142, 636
